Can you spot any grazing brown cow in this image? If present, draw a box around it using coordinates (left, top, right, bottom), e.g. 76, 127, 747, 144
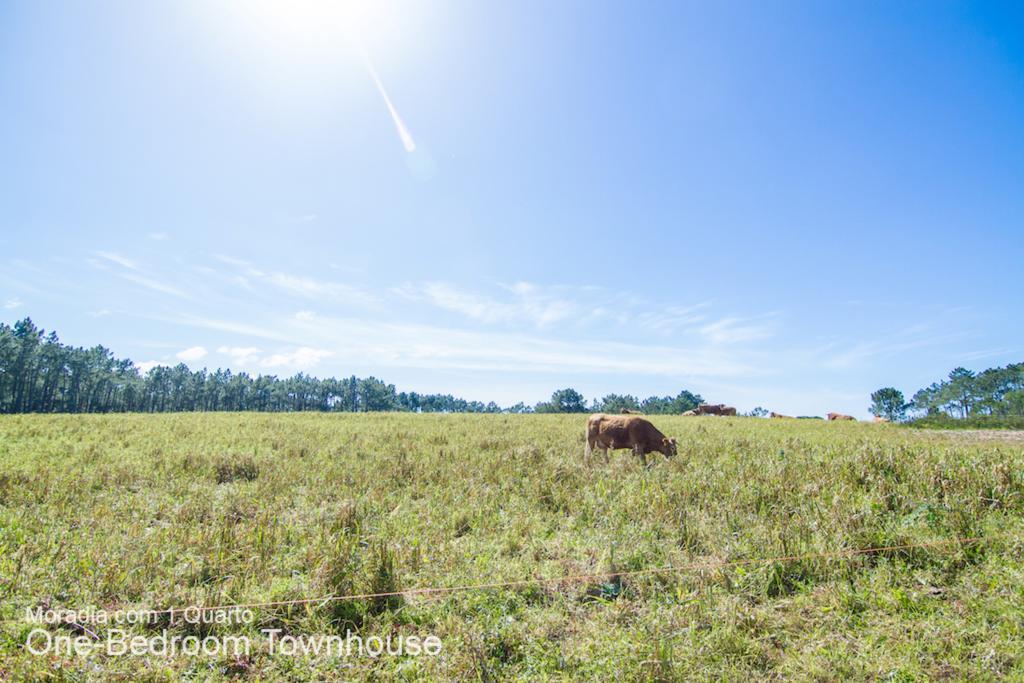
873, 415, 890, 423
827, 412, 856, 421
620, 409, 644, 415
695, 403, 737, 416
585, 413, 677, 467
681, 409, 698, 416
770, 412, 793, 419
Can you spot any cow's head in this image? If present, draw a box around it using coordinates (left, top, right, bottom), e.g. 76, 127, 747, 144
660, 437, 678, 458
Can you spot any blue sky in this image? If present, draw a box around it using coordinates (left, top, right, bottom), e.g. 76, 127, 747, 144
1, 1, 1022, 416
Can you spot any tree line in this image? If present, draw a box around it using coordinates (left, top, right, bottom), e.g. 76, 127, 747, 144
0, 318, 703, 415
534, 388, 703, 415
870, 363, 1024, 422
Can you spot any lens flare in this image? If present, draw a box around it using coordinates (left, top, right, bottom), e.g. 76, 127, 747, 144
362, 55, 416, 153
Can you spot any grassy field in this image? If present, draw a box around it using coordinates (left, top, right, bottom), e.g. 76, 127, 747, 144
1, 413, 1023, 681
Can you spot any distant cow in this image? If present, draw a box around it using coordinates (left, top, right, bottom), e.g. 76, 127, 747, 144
585, 413, 677, 467
681, 409, 698, 416
620, 409, 644, 415
873, 415, 890, 423
827, 412, 856, 421
695, 403, 737, 416
770, 412, 793, 419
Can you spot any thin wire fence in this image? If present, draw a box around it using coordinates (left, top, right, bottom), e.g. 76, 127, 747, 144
136, 532, 1006, 618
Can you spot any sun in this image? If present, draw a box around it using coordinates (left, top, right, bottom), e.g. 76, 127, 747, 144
224, 0, 404, 57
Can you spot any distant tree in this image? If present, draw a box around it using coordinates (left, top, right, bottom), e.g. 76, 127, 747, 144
594, 393, 640, 413
946, 367, 977, 418
910, 382, 944, 417
397, 391, 421, 412
1006, 390, 1024, 417
536, 388, 587, 413
745, 406, 769, 418
870, 387, 909, 422
358, 377, 399, 411
639, 390, 703, 414
672, 390, 704, 413
904, 363, 1022, 420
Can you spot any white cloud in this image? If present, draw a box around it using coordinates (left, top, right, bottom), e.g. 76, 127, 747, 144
3, 298, 22, 310
148, 232, 169, 241
175, 346, 208, 362
136, 360, 164, 373
217, 346, 261, 365
260, 346, 334, 370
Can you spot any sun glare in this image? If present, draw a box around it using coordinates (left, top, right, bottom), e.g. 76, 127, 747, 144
240, 0, 401, 51
209, 0, 422, 155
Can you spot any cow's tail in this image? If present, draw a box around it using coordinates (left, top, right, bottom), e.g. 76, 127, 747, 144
584, 426, 592, 461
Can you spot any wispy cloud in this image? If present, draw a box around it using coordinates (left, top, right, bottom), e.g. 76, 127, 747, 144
396, 281, 574, 328
119, 272, 188, 298
958, 347, 1018, 362
94, 251, 139, 270
148, 275, 777, 380
699, 316, 775, 344
153, 313, 296, 344
89, 251, 189, 298
635, 303, 710, 334
266, 272, 377, 305
147, 232, 169, 241
117, 276, 997, 418
213, 255, 378, 307
816, 331, 971, 370
149, 306, 757, 378
3, 298, 23, 310
394, 281, 729, 337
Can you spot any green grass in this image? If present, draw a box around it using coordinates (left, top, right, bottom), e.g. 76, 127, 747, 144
1, 413, 1023, 680
907, 414, 1024, 430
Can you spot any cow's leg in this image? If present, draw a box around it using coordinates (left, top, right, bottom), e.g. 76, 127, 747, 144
633, 444, 647, 468
641, 446, 655, 469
